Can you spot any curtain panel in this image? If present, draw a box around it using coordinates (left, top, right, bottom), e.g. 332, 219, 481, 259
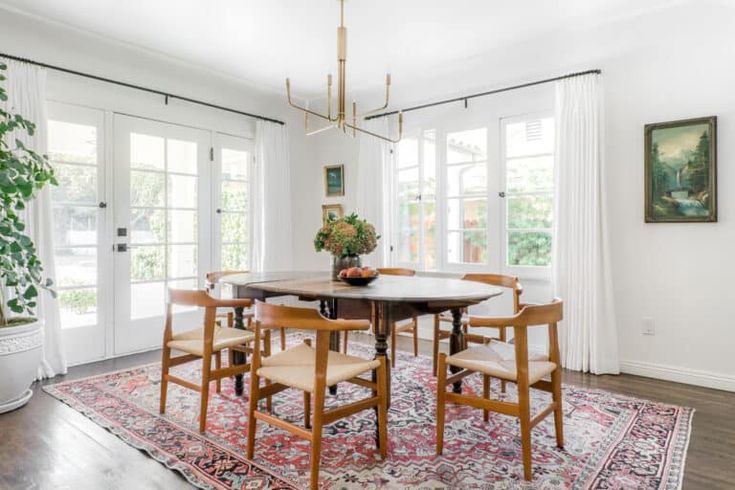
252, 121, 293, 272
2, 59, 67, 379
553, 73, 619, 374
356, 119, 394, 267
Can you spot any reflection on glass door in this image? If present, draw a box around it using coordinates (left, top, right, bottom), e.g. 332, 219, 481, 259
113, 115, 210, 355
47, 103, 107, 365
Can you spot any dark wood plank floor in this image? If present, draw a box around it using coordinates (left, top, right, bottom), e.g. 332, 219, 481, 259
1, 335, 733, 489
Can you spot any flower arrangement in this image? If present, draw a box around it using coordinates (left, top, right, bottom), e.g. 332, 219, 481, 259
314, 212, 379, 257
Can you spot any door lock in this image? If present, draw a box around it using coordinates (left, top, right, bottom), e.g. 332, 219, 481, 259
115, 243, 128, 252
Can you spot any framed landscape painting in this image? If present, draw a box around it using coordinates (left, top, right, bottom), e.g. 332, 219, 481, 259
324, 164, 345, 197
644, 116, 717, 222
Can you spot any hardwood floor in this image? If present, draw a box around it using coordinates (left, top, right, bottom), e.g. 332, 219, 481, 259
1, 335, 733, 489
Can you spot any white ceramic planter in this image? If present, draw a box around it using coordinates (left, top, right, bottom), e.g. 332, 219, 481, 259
0, 319, 43, 414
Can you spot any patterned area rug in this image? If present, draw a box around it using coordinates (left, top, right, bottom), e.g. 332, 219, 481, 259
44, 337, 693, 489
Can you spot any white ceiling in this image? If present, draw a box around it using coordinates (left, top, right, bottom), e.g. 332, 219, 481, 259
1, 0, 689, 99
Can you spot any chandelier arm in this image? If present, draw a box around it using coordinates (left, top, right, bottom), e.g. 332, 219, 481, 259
345, 113, 403, 143
355, 74, 392, 117
306, 122, 338, 136
286, 78, 332, 121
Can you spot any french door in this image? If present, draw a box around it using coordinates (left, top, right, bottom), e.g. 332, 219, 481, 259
47, 103, 108, 365
112, 115, 211, 355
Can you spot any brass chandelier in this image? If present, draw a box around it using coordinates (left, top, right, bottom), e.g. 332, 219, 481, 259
285, 0, 403, 143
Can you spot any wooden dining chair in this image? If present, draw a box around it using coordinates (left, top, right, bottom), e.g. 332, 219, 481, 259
247, 301, 388, 490
432, 274, 523, 379
436, 299, 564, 481
206, 270, 289, 351
159, 288, 271, 433
341, 267, 419, 367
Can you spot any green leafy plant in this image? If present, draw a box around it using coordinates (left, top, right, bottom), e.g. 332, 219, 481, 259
0, 61, 57, 327
314, 212, 379, 257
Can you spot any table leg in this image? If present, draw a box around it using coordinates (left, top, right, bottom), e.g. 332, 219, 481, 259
449, 307, 465, 393
372, 302, 391, 405
322, 300, 340, 396
233, 306, 246, 396
371, 301, 390, 446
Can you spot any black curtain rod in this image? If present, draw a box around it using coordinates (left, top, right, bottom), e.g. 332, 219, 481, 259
0, 52, 285, 125
365, 69, 601, 120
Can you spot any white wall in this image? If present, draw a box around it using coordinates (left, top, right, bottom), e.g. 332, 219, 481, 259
299, 1, 735, 390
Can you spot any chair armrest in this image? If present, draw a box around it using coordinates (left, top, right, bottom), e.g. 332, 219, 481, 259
468, 315, 517, 328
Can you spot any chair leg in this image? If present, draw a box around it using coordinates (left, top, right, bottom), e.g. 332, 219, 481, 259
412, 317, 418, 357
215, 351, 222, 394
246, 371, 260, 459
432, 315, 440, 376
390, 322, 397, 368
518, 386, 533, 481
280, 327, 287, 351
310, 385, 326, 490
159, 346, 171, 414
199, 357, 211, 433
436, 353, 447, 455
499, 327, 507, 393
264, 329, 273, 413
482, 374, 490, 422
376, 358, 388, 459
552, 367, 564, 448
304, 391, 312, 429
342, 331, 349, 354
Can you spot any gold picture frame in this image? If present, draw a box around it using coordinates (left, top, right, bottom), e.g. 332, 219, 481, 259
321, 204, 344, 225
324, 164, 345, 197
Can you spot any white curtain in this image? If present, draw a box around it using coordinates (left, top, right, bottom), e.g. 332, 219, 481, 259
553, 73, 619, 374
252, 120, 293, 272
355, 119, 394, 267
2, 60, 67, 379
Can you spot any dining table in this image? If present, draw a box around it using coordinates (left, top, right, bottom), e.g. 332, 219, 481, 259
221, 271, 503, 405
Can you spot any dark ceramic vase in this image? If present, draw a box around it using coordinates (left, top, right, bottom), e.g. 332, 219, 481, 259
332, 255, 361, 280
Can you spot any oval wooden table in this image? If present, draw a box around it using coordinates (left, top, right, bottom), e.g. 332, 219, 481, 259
222, 271, 503, 402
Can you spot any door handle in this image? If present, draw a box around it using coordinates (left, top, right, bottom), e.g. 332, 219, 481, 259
115, 243, 128, 252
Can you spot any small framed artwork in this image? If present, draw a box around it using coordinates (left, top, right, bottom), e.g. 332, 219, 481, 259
324, 164, 345, 197
644, 116, 717, 223
321, 204, 343, 225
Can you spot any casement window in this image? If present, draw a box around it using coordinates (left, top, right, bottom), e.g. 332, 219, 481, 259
391, 113, 554, 278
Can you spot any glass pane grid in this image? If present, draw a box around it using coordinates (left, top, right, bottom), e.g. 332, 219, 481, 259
48, 160, 97, 168
445, 159, 488, 167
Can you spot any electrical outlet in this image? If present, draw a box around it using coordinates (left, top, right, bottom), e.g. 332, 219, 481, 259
642, 317, 655, 335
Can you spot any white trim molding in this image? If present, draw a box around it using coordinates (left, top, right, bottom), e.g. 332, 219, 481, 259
620, 359, 735, 393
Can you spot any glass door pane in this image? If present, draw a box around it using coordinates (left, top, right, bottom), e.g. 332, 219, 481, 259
113, 115, 210, 355
48, 103, 107, 365
214, 134, 252, 272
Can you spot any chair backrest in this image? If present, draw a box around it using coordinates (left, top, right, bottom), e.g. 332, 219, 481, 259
462, 273, 523, 313
509, 299, 563, 327
168, 288, 220, 308
254, 301, 370, 332
377, 267, 416, 277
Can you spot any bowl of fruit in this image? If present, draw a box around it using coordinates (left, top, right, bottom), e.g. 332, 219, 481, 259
337, 267, 379, 286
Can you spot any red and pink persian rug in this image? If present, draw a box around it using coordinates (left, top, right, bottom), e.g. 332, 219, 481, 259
45, 338, 693, 489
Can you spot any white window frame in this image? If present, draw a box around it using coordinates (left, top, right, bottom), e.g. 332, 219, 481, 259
389, 112, 554, 280
211, 132, 255, 273
499, 112, 554, 281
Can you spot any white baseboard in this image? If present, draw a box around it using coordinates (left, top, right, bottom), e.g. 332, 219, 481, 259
620, 359, 735, 393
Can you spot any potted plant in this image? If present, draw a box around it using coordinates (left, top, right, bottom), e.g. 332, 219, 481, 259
314, 212, 379, 280
0, 61, 57, 413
